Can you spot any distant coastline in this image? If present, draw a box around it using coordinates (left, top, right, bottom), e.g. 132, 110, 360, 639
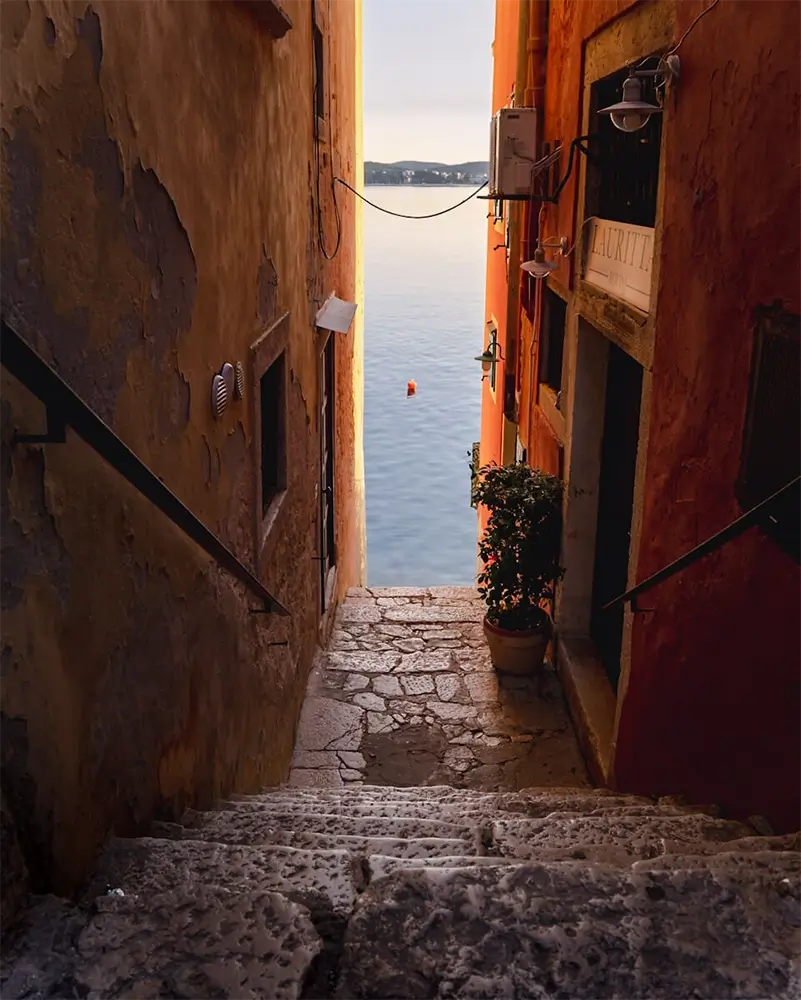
364, 160, 488, 186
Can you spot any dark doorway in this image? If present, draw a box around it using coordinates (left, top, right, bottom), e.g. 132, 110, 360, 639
320, 333, 336, 612
590, 343, 643, 690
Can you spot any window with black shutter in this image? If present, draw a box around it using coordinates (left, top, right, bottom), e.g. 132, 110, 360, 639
737, 301, 800, 560
586, 66, 662, 228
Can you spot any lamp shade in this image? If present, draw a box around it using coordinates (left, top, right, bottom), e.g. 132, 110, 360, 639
598, 75, 662, 133
521, 247, 558, 279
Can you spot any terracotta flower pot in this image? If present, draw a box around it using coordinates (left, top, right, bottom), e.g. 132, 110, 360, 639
483, 614, 553, 675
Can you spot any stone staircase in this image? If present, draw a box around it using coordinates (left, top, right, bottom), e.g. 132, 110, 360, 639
2, 784, 799, 999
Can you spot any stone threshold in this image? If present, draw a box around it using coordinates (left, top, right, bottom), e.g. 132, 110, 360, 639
555, 635, 617, 786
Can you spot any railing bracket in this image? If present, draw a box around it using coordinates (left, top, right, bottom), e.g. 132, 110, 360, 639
629, 596, 655, 614
1, 315, 290, 617
14, 406, 66, 445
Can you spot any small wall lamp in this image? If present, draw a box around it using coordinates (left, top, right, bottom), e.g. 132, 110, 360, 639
475, 327, 504, 380
521, 237, 568, 280
598, 54, 680, 133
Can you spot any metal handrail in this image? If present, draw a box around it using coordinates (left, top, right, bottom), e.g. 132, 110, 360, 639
603, 475, 800, 612
1, 316, 289, 616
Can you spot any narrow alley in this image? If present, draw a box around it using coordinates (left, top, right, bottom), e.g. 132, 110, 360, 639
1, 0, 799, 997
291, 587, 588, 790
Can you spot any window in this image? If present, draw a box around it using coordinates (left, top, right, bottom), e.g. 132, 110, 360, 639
737, 301, 799, 559
313, 23, 325, 123
539, 287, 567, 394
236, 0, 293, 39
587, 65, 662, 228
260, 352, 287, 515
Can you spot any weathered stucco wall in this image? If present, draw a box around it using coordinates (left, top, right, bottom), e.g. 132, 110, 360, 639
615, 0, 800, 831
519, 0, 799, 828
1, 0, 362, 897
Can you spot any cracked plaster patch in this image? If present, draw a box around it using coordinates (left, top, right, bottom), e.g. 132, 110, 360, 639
295, 697, 364, 752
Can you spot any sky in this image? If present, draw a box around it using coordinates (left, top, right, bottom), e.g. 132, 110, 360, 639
363, 0, 496, 165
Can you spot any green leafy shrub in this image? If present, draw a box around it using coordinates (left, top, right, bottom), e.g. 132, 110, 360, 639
472, 462, 564, 630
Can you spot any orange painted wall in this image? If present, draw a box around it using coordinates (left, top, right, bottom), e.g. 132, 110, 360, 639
478, 0, 519, 536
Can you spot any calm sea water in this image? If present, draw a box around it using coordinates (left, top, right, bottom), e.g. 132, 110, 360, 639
364, 185, 486, 586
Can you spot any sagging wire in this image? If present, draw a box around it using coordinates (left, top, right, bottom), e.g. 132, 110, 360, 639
667, 0, 720, 57
548, 135, 601, 203
562, 215, 598, 258
334, 178, 488, 219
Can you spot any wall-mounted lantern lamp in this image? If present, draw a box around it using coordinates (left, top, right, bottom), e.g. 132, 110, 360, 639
521, 237, 568, 280
475, 327, 504, 382
597, 54, 680, 133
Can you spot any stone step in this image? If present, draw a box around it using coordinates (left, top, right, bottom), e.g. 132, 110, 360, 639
220, 796, 692, 822
490, 812, 754, 860
249, 783, 629, 801
82, 837, 362, 917
2, 885, 320, 1000
335, 860, 800, 1000
181, 809, 485, 849
155, 823, 477, 859
367, 854, 520, 880
636, 847, 801, 877
368, 835, 801, 878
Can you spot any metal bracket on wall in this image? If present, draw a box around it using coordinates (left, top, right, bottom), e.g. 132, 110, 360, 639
13, 405, 67, 445
629, 596, 655, 614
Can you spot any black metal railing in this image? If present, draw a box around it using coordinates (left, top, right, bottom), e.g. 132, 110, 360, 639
1, 316, 288, 616
603, 475, 801, 612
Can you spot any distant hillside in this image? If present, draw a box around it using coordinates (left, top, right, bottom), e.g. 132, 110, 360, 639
364, 160, 488, 185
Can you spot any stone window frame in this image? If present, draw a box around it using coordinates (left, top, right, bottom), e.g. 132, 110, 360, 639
250, 311, 290, 560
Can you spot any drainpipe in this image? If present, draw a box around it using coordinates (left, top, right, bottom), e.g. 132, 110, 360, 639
500, 0, 532, 465
522, 0, 548, 453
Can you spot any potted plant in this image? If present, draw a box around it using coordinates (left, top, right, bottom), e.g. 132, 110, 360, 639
472, 462, 564, 674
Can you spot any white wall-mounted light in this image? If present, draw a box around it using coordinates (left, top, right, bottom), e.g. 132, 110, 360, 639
521, 238, 568, 280
598, 55, 680, 133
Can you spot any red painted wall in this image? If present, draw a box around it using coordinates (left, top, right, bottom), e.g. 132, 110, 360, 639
615, 0, 801, 832
510, 0, 799, 828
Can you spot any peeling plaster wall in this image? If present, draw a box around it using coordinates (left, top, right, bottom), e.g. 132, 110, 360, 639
0, 0, 362, 896
516, 0, 799, 828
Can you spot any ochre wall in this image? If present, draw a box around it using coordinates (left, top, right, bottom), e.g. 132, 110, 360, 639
0, 0, 362, 894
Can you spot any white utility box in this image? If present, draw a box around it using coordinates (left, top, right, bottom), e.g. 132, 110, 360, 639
488, 107, 539, 198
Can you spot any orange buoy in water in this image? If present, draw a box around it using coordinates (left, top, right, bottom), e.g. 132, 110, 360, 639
407, 380, 417, 397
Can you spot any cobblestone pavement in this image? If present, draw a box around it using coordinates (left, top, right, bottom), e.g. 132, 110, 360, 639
290, 587, 590, 790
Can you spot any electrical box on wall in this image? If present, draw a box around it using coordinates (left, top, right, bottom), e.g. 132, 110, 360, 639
488, 108, 538, 199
